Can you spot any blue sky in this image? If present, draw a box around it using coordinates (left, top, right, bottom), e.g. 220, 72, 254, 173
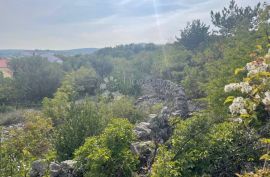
0, 0, 265, 49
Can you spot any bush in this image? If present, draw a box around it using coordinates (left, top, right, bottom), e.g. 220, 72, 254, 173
151, 115, 261, 177
109, 97, 145, 124
0, 112, 54, 177
43, 67, 98, 124
55, 100, 108, 161
9, 56, 64, 103
75, 118, 139, 177
0, 109, 25, 126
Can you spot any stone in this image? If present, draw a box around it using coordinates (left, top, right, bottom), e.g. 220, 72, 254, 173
136, 78, 189, 118
131, 141, 156, 175
49, 160, 77, 177
148, 114, 158, 120
171, 110, 182, 117
131, 141, 154, 155
134, 122, 152, 140
49, 162, 61, 177
132, 78, 191, 175
29, 159, 48, 177
61, 160, 76, 173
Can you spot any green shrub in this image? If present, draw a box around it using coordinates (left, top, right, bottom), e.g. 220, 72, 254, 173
75, 118, 139, 177
151, 115, 261, 177
0, 112, 54, 177
55, 100, 108, 161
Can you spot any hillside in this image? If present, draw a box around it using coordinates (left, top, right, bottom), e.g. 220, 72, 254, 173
0, 1, 270, 177
0, 48, 98, 58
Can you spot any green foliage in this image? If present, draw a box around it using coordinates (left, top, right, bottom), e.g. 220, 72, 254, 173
9, 56, 64, 103
0, 109, 25, 126
43, 67, 97, 123
151, 115, 261, 177
0, 3, 269, 177
90, 58, 113, 77
55, 100, 108, 161
0, 75, 14, 107
204, 28, 259, 120
177, 19, 210, 50
0, 112, 54, 177
75, 118, 138, 177
109, 58, 142, 96
95, 43, 158, 59
211, 0, 261, 36
108, 97, 145, 124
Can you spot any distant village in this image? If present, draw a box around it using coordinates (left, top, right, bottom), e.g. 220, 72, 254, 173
0, 51, 63, 78
0, 58, 12, 78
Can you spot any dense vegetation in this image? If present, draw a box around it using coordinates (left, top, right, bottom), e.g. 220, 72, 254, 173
0, 1, 270, 176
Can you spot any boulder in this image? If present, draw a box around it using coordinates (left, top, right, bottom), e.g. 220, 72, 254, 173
49, 160, 78, 177
61, 160, 77, 175
29, 160, 48, 177
49, 162, 61, 177
137, 78, 189, 118
131, 141, 154, 155
131, 141, 156, 175
134, 122, 152, 140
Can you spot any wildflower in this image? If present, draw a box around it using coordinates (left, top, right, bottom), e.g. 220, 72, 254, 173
245, 59, 268, 76
229, 97, 246, 115
262, 91, 270, 106
224, 82, 252, 93
254, 94, 260, 99
104, 77, 109, 83
240, 109, 248, 114
100, 83, 107, 90
224, 83, 240, 92
239, 82, 252, 93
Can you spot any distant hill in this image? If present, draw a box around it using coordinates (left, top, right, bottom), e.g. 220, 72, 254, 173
0, 48, 98, 58
93, 43, 159, 58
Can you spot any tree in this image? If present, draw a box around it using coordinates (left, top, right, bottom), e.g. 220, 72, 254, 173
9, 57, 64, 103
211, 0, 261, 36
0, 73, 14, 110
177, 20, 210, 50
43, 67, 98, 124
90, 58, 113, 78
100, 96, 145, 124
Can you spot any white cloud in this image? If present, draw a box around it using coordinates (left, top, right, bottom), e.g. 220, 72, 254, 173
0, 0, 265, 49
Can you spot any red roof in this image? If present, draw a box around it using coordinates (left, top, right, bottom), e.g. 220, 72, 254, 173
0, 59, 8, 68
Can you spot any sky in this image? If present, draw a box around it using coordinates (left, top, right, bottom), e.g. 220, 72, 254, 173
0, 0, 266, 50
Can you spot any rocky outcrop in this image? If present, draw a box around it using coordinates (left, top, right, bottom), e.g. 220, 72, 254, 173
29, 79, 190, 177
131, 141, 156, 175
30, 160, 79, 177
49, 160, 77, 177
135, 79, 189, 142
29, 160, 48, 177
134, 122, 152, 140
133, 79, 190, 175
136, 78, 189, 118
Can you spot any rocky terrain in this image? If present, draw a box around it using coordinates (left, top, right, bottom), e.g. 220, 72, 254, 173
26, 78, 194, 177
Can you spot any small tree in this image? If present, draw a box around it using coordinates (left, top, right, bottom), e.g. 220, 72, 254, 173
211, 0, 261, 36
177, 19, 210, 50
55, 100, 107, 161
75, 118, 138, 177
9, 56, 64, 103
